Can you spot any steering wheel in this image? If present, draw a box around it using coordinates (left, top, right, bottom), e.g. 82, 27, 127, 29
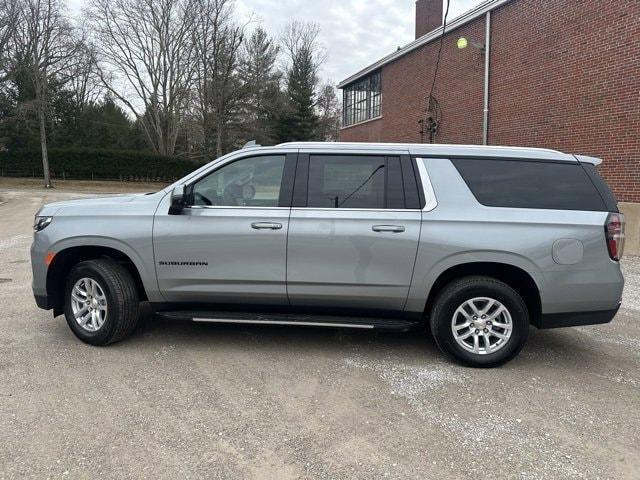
194, 192, 212, 206
222, 172, 255, 206
222, 184, 243, 206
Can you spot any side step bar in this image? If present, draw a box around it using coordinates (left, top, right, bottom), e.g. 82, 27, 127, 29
156, 311, 420, 332
194, 318, 374, 329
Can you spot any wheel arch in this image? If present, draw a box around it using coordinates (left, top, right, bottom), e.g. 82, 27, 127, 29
423, 261, 542, 326
47, 244, 149, 315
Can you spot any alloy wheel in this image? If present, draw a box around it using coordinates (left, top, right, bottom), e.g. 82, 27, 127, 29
70, 277, 108, 332
451, 297, 513, 355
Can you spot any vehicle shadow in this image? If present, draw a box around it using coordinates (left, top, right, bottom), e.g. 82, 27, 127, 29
127, 306, 617, 371
134, 307, 439, 359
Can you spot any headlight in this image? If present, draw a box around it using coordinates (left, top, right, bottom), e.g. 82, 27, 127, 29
33, 216, 53, 232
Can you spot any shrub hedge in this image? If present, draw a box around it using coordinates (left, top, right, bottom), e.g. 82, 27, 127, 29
0, 148, 199, 182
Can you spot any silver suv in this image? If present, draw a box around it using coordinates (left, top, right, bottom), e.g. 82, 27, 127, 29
31, 142, 625, 367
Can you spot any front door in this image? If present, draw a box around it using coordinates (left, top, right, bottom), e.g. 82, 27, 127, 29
286, 152, 422, 312
154, 153, 295, 305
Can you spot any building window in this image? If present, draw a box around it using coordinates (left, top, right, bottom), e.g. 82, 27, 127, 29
342, 71, 381, 127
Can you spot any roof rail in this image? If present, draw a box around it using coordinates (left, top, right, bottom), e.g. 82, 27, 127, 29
242, 140, 261, 149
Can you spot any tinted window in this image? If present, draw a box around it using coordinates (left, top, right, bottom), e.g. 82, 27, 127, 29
452, 158, 607, 211
581, 163, 619, 212
307, 155, 395, 209
192, 155, 285, 207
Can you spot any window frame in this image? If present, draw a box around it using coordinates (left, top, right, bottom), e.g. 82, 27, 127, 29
292, 153, 419, 211
184, 153, 298, 209
342, 71, 382, 127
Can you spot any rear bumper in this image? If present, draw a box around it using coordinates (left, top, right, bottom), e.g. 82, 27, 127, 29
534, 304, 620, 329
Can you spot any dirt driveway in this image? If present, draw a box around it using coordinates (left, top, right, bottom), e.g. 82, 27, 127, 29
1, 182, 639, 479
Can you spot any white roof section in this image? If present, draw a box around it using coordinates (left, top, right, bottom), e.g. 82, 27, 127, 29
337, 0, 514, 89
574, 155, 603, 166
276, 142, 581, 162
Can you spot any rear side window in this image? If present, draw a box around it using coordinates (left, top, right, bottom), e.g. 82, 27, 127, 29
451, 158, 608, 211
581, 163, 619, 212
307, 155, 405, 209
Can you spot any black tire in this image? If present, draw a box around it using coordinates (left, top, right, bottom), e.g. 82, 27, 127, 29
429, 276, 529, 367
64, 259, 140, 345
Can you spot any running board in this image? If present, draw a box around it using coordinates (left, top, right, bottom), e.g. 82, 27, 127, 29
194, 318, 374, 329
155, 311, 420, 332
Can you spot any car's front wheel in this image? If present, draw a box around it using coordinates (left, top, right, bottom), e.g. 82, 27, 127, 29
429, 276, 529, 367
64, 259, 140, 345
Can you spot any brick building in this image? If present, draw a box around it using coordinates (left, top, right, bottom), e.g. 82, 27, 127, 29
338, 0, 640, 254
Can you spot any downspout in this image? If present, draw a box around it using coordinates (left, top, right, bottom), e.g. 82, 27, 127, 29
483, 11, 491, 145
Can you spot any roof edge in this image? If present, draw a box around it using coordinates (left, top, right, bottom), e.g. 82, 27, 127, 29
276, 142, 578, 162
337, 0, 513, 89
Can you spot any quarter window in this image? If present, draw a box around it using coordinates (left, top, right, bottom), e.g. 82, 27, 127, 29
342, 71, 382, 127
452, 158, 608, 211
191, 155, 286, 207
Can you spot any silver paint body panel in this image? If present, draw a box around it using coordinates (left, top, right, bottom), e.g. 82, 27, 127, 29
286, 208, 421, 310
153, 199, 290, 304
31, 143, 624, 320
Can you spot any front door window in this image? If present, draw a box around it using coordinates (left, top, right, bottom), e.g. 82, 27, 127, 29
192, 155, 286, 207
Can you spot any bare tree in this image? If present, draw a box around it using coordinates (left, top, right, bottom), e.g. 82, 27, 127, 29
191, 0, 245, 157
87, 0, 197, 156
0, 0, 18, 78
11, 0, 80, 188
68, 40, 101, 108
316, 83, 341, 141
280, 21, 324, 78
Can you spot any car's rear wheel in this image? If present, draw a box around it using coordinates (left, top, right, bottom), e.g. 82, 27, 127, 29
430, 276, 529, 367
64, 259, 140, 345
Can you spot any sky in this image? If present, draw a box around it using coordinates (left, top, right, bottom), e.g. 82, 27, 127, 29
68, 0, 484, 84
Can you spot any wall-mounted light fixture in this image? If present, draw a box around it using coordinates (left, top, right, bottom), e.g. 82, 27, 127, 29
457, 37, 485, 52
456, 11, 492, 145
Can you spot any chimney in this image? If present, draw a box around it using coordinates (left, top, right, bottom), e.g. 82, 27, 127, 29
415, 0, 443, 39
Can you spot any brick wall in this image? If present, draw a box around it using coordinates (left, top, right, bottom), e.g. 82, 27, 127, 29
340, 0, 640, 203
342, 16, 486, 145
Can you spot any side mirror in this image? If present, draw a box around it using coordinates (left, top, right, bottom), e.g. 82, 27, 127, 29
169, 186, 188, 215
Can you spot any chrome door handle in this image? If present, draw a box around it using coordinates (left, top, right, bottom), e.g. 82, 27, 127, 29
372, 225, 405, 233
251, 222, 283, 230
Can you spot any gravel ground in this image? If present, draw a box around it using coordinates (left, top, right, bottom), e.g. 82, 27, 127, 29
0, 186, 639, 480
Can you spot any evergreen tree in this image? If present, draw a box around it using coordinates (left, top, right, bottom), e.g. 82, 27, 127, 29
59, 97, 145, 150
278, 21, 323, 142
238, 27, 282, 146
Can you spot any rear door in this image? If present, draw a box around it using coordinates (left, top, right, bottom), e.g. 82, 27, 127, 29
286, 150, 422, 312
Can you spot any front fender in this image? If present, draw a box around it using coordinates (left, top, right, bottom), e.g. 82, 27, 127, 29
45, 235, 161, 303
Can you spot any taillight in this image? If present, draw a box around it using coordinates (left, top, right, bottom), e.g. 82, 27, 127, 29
605, 213, 625, 261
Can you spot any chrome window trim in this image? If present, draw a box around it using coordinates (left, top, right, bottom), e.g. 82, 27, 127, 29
415, 157, 438, 212
291, 208, 419, 213
188, 206, 289, 211
189, 206, 418, 212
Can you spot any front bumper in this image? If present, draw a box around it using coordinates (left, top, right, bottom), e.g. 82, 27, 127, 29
34, 293, 53, 310
534, 304, 621, 329
31, 233, 52, 311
